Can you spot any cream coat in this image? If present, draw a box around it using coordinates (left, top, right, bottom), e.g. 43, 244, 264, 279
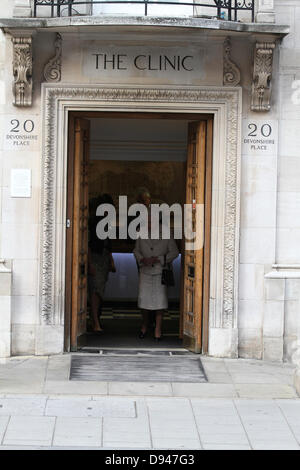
133, 237, 179, 310
133, 237, 179, 275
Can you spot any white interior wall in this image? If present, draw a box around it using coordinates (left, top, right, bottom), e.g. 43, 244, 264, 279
90, 118, 188, 161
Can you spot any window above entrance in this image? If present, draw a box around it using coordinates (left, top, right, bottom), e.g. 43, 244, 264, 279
32, 0, 255, 22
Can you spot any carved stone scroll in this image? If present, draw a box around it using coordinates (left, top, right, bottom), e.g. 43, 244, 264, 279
12, 36, 33, 107
251, 42, 275, 112
43, 33, 62, 83
223, 37, 241, 87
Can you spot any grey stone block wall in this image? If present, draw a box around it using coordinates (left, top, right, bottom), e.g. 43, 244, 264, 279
0, 260, 12, 357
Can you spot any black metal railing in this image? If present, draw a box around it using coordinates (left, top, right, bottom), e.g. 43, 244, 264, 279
33, 0, 255, 22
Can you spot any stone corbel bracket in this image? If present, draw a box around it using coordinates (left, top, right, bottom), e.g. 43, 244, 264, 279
12, 35, 33, 107
251, 41, 275, 112
43, 33, 62, 83
223, 37, 241, 87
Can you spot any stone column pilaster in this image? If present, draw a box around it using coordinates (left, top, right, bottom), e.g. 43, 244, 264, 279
256, 0, 275, 23
0, 260, 12, 358
13, 0, 32, 18
292, 298, 300, 396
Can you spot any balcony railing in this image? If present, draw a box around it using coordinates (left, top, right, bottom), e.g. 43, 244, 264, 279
33, 0, 255, 22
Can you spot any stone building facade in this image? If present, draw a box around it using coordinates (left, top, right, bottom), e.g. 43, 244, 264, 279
0, 0, 299, 363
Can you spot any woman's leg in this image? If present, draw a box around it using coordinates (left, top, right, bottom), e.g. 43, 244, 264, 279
98, 297, 105, 330
91, 292, 103, 332
141, 309, 149, 334
154, 310, 163, 338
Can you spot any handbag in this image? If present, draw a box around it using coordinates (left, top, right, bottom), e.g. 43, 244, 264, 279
161, 254, 175, 286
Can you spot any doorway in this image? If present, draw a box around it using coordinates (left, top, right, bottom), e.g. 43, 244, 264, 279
65, 112, 213, 354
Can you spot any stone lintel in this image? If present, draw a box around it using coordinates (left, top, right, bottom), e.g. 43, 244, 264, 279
0, 16, 290, 38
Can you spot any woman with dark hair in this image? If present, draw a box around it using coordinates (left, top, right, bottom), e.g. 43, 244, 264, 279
88, 194, 116, 332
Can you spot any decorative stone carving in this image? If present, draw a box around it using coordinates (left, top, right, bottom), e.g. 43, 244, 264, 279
40, 86, 240, 351
43, 34, 62, 83
12, 36, 33, 107
251, 42, 275, 112
223, 37, 241, 87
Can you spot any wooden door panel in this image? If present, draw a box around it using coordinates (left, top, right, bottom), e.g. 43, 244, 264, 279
182, 121, 207, 353
70, 118, 90, 351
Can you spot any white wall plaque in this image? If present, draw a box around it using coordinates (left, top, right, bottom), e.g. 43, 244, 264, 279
10, 169, 31, 198
242, 119, 278, 156
4, 115, 39, 151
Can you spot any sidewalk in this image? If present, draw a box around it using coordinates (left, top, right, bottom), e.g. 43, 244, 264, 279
0, 354, 299, 450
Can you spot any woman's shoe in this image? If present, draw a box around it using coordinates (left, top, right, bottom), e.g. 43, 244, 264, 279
92, 327, 103, 334
138, 330, 147, 339
154, 335, 162, 342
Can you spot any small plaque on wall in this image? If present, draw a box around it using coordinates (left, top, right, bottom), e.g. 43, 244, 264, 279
242, 119, 278, 156
10, 169, 31, 198
4, 116, 39, 151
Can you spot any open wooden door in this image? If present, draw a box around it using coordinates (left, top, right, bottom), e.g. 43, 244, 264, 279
68, 118, 90, 351
180, 119, 213, 353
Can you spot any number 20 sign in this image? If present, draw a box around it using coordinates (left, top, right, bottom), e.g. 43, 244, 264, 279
3, 115, 39, 151
242, 119, 278, 156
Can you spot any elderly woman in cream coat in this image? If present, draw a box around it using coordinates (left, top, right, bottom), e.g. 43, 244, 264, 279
133, 233, 179, 340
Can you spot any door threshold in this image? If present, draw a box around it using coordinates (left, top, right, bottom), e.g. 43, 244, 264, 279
75, 347, 194, 356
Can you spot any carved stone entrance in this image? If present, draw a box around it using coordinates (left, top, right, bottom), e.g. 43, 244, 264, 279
37, 85, 241, 358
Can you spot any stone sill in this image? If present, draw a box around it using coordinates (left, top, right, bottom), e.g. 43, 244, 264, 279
265, 265, 300, 279
0, 259, 12, 274
0, 16, 289, 37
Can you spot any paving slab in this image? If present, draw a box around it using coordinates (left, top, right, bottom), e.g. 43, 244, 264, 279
228, 373, 287, 384
1, 394, 48, 399
108, 381, 173, 396
46, 355, 71, 382
172, 383, 237, 398
203, 444, 251, 450
0, 397, 47, 416
45, 397, 136, 418
0, 357, 47, 394
0, 381, 44, 394
234, 399, 300, 450
191, 398, 249, 447
201, 358, 226, 369
235, 399, 292, 421
223, 360, 295, 381
249, 440, 300, 450
191, 398, 240, 416
152, 438, 201, 450
53, 417, 102, 447
199, 431, 249, 446
43, 380, 108, 395
103, 400, 151, 449
3, 416, 55, 447
275, 400, 300, 443
203, 372, 232, 384
147, 398, 201, 449
235, 384, 298, 398
0, 416, 9, 444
